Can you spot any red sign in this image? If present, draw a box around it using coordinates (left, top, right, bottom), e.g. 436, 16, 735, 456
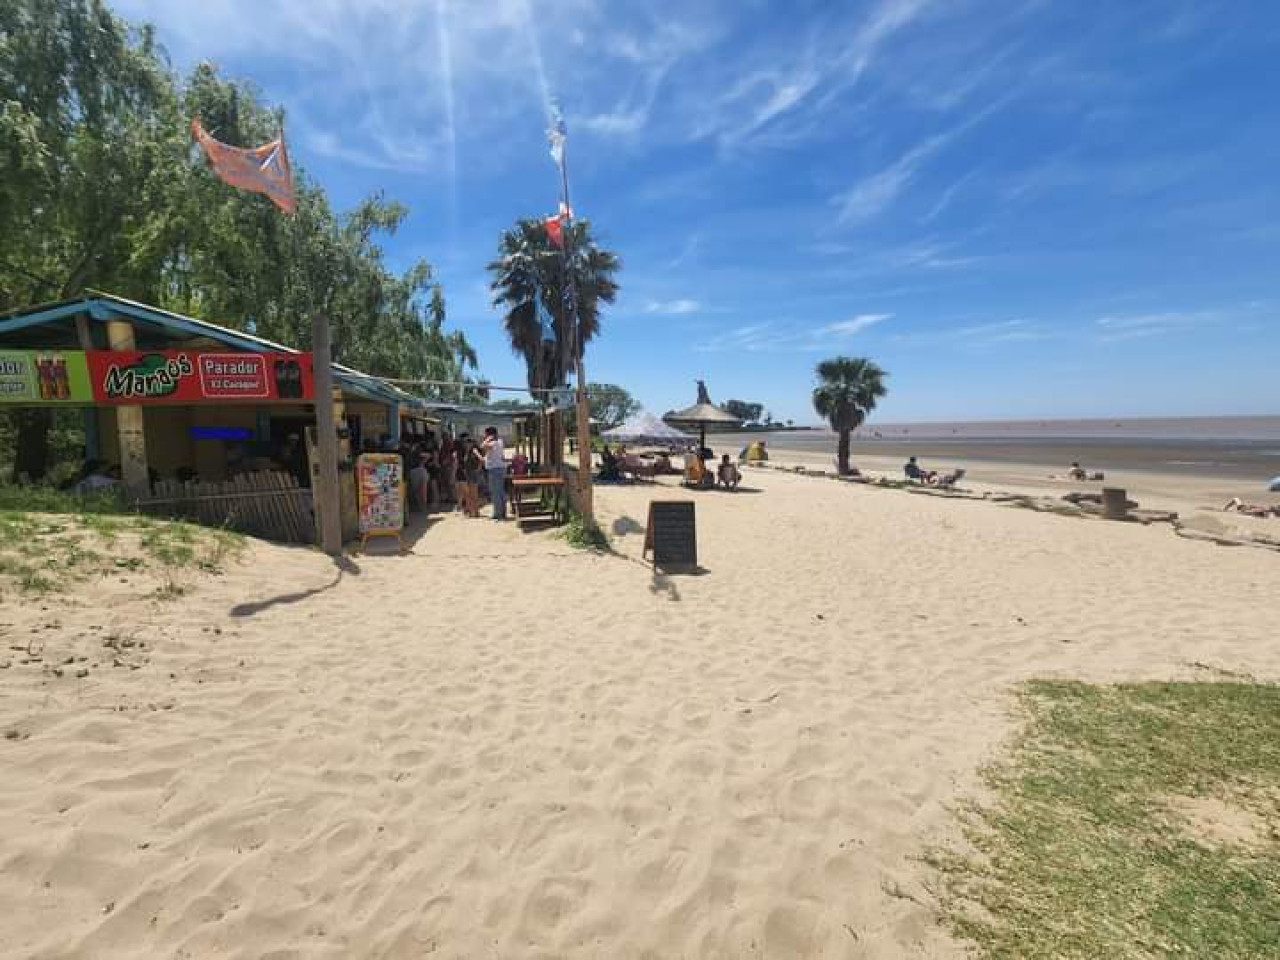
86, 350, 313, 405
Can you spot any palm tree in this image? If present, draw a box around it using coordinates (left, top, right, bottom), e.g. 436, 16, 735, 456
812, 357, 888, 476
486, 218, 620, 391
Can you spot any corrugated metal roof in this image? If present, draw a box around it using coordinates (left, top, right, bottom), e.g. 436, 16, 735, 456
0, 292, 423, 407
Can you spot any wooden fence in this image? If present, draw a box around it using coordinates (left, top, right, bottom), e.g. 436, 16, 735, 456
137, 471, 314, 544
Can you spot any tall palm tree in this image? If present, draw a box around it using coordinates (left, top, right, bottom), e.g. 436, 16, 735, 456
486, 218, 620, 391
812, 357, 888, 476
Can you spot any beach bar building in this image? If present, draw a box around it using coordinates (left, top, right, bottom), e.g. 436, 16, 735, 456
0, 292, 434, 542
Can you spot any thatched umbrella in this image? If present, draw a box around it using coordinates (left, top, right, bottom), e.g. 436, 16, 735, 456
663, 380, 742, 450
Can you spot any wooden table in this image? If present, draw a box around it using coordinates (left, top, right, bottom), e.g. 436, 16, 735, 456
510, 475, 566, 528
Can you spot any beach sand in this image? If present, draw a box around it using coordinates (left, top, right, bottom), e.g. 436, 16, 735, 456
2, 470, 1278, 958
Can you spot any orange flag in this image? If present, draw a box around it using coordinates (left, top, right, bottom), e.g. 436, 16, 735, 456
192, 117, 295, 214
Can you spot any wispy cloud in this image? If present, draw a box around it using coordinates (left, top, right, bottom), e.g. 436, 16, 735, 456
832, 94, 1011, 224
893, 317, 1055, 346
824, 313, 893, 336
644, 298, 701, 315
691, 0, 937, 149
696, 313, 892, 352
921, 168, 979, 223
1094, 311, 1215, 342
833, 135, 947, 223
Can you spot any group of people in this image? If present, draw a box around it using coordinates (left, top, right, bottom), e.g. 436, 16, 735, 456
370, 427, 522, 521
683, 446, 742, 491
596, 445, 673, 484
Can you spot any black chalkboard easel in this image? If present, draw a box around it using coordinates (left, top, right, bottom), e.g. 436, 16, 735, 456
643, 500, 697, 571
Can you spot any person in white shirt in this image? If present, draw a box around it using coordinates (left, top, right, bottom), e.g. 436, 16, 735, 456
480, 426, 508, 520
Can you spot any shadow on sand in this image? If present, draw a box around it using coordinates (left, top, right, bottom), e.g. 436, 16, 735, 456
230, 553, 360, 618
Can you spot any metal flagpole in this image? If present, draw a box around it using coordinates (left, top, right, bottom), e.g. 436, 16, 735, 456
549, 107, 595, 522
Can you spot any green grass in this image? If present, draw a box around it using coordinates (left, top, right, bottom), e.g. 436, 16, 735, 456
931, 681, 1280, 959
0, 485, 244, 595
557, 511, 610, 551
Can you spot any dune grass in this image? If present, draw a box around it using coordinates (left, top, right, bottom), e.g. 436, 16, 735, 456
0, 485, 243, 595
931, 680, 1280, 959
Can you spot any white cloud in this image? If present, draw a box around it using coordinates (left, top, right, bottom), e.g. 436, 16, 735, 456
823, 313, 893, 335
696, 313, 892, 352
644, 298, 701, 315
833, 93, 1012, 224
1094, 311, 1214, 342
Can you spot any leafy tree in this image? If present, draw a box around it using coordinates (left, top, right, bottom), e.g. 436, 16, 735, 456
0, 0, 182, 479
486, 218, 620, 392
723, 399, 764, 424
585, 383, 639, 428
811, 357, 888, 476
0, 0, 480, 478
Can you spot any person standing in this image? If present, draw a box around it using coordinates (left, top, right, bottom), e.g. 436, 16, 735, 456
457, 437, 481, 517
481, 426, 507, 520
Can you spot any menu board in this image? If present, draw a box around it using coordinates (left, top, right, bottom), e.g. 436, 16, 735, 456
643, 500, 698, 571
356, 453, 404, 536
0, 351, 93, 404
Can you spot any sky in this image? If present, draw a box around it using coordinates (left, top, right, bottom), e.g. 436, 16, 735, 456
114, 0, 1280, 425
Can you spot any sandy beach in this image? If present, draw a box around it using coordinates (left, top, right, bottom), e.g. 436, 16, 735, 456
2, 469, 1279, 959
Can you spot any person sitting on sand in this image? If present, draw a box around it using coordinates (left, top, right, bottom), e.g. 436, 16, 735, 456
718, 454, 741, 491
904, 456, 936, 483
597, 445, 622, 483
1068, 461, 1087, 481
1223, 498, 1280, 518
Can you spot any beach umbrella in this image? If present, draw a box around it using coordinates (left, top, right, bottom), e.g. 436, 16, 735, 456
662, 380, 742, 449
603, 410, 694, 447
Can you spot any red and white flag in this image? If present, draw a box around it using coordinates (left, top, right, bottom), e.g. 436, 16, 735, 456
192, 118, 295, 214
543, 202, 573, 248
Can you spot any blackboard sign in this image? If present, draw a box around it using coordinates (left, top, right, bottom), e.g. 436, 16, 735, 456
643, 500, 697, 571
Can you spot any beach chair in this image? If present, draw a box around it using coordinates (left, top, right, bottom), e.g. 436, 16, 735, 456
619, 454, 655, 483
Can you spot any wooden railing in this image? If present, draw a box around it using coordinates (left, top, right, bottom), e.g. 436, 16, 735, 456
137, 470, 313, 544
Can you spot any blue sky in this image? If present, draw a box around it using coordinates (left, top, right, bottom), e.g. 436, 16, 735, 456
115, 0, 1279, 424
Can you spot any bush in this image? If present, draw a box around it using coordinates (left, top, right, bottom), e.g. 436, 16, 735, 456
558, 511, 609, 551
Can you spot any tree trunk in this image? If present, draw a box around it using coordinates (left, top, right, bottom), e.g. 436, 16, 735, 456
836, 428, 851, 476
11, 408, 53, 483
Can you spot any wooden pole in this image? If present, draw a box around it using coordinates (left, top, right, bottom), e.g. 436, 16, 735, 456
311, 313, 343, 556
553, 127, 594, 522
104, 318, 150, 497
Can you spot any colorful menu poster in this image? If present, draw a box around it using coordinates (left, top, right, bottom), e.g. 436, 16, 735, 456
85, 350, 314, 404
355, 453, 404, 535
0, 350, 93, 404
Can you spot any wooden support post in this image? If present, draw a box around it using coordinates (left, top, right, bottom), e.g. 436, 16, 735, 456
311, 313, 343, 556
573, 361, 594, 521
105, 318, 150, 496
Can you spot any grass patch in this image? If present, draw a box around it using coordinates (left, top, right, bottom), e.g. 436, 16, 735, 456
0, 485, 244, 596
932, 681, 1280, 959
557, 511, 610, 551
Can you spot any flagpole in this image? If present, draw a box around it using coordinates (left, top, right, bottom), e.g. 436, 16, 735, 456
551, 111, 595, 523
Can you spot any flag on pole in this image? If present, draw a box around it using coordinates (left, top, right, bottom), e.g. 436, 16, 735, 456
534, 287, 556, 342
547, 103, 567, 171
543, 202, 573, 247
192, 117, 296, 214
544, 214, 563, 248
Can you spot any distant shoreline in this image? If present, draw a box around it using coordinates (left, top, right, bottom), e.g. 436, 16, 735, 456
722, 414, 1280, 443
